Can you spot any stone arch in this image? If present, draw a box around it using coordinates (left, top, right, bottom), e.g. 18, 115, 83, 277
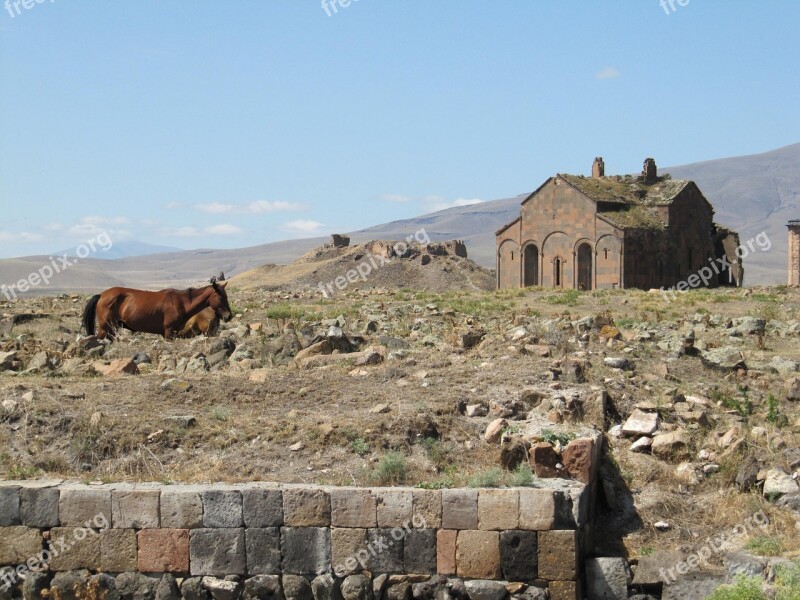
576, 241, 593, 291
522, 241, 540, 287
595, 234, 622, 289
497, 239, 520, 289
542, 231, 572, 288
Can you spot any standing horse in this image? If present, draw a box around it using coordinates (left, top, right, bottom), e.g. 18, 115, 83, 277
82, 279, 233, 340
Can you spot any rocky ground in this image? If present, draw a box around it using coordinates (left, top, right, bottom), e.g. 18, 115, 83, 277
1, 284, 800, 597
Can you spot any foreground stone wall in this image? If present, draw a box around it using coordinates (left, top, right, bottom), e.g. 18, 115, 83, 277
0, 481, 591, 600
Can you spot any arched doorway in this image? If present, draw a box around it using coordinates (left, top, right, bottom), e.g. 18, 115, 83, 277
577, 243, 592, 291
523, 245, 539, 286
553, 257, 563, 288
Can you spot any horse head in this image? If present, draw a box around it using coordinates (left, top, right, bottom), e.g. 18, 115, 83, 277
208, 279, 233, 322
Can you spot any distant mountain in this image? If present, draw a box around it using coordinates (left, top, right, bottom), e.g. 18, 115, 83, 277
2, 143, 798, 294
57, 240, 183, 260
663, 142, 800, 284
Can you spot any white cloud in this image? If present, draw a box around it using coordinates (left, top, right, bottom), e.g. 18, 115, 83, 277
596, 67, 621, 80
426, 197, 485, 212
378, 194, 413, 203
80, 216, 130, 225
163, 224, 244, 237
164, 202, 184, 210
0, 231, 44, 243
205, 224, 243, 235
281, 220, 326, 236
194, 200, 303, 214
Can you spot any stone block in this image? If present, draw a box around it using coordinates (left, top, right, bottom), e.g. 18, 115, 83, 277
243, 489, 284, 528
112, 489, 160, 529
411, 489, 441, 529
331, 489, 376, 528
403, 529, 436, 574
59, 488, 112, 527
585, 557, 630, 600
202, 490, 243, 528
283, 489, 331, 527
364, 529, 404, 574
478, 489, 518, 530
530, 443, 561, 478
190, 528, 245, 576
160, 489, 204, 529
455, 530, 501, 579
518, 489, 556, 530
436, 530, 457, 575
138, 528, 189, 573
0, 526, 42, 564
100, 528, 137, 572
374, 490, 412, 527
547, 581, 578, 600
561, 438, 595, 484
246, 528, 282, 575
500, 530, 537, 582
48, 527, 101, 570
441, 489, 478, 530
281, 527, 331, 575
0, 485, 20, 526
243, 575, 284, 600
537, 530, 576, 581
332, 528, 367, 575
20, 487, 60, 528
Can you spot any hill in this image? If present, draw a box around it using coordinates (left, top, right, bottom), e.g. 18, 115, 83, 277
1, 143, 798, 293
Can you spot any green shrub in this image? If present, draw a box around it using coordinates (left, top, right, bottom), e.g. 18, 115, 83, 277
707, 575, 766, 600
350, 438, 369, 456
371, 451, 407, 485
467, 468, 505, 488
745, 535, 783, 556
510, 463, 535, 487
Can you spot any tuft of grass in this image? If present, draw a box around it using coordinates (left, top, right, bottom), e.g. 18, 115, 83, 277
371, 451, 407, 485
539, 429, 576, 447
766, 394, 788, 427
745, 535, 783, 557
545, 289, 581, 306
467, 467, 505, 488
212, 406, 231, 422
774, 560, 800, 600
510, 463, 535, 487
350, 437, 370, 457
707, 575, 767, 600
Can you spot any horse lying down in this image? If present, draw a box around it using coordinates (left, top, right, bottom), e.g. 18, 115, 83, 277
177, 307, 220, 338
81, 279, 232, 340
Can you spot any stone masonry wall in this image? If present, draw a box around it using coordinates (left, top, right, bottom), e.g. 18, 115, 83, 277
0, 481, 590, 600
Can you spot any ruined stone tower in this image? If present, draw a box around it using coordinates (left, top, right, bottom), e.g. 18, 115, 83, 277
592, 156, 605, 178
788, 220, 800, 286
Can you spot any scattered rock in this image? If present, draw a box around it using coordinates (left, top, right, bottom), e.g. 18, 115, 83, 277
622, 409, 659, 437
763, 468, 799, 499
484, 418, 508, 443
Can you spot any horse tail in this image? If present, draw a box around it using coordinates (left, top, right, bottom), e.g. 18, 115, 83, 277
82, 294, 100, 336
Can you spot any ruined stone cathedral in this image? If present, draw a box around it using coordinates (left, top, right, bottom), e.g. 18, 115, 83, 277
495, 157, 742, 291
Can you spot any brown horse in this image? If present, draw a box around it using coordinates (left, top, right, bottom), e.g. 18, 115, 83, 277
178, 307, 220, 338
82, 279, 232, 340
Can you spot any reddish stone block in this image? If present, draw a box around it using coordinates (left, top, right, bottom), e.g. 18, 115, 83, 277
137, 529, 189, 573
456, 530, 501, 579
530, 442, 562, 478
561, 438, 595, 483
436, 529, 457, 575
538, 530, 577, 581
478, 489, 518, 530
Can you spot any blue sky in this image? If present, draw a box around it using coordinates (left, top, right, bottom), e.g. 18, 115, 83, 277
1, 1, 799, 258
